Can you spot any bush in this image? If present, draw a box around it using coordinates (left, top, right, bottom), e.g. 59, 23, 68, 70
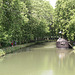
0, 49, 5, 57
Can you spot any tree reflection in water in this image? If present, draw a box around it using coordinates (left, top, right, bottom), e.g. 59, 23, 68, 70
57, 49, 71, 67
42, 70, 53, 75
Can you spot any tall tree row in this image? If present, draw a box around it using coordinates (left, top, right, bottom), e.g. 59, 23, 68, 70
0, 0, 75, 47
24, 0, 53, 41
0, 0, 53, 46
54, 0, 75, 41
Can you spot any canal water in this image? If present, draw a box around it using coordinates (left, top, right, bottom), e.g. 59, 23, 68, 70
0, 42, 75, 75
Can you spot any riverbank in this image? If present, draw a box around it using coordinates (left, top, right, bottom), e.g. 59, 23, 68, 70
0, 40, 74, 57
0, 43, 35, 57
0, 40, 51, 57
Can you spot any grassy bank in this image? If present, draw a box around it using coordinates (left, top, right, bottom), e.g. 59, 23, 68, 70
0, 49, 5, 57
0, 42, 36, 57
0, 40, 74, 57
0, 40, 50, 57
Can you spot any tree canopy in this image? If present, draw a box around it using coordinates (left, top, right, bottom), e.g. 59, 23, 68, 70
0, 0, 53, 46
54, 0, 75, 41
0, 0, 75, 47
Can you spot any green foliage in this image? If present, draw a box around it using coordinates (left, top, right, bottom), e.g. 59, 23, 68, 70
0, 49, 5, 56
1, 0, 75, 47
54, 0, 75, 41
2, 42, 35, 54
0, 0, 53, 46
25, 0, 53, 40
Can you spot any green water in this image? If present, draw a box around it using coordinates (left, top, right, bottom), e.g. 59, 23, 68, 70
0, 42, 75, 75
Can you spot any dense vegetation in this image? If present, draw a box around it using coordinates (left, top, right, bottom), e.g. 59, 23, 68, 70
54, 0, 75, 41
0, 0, 53, 47
0, 0, 75, 47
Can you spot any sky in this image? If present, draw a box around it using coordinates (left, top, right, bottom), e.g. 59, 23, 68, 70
46, 0, 57, 8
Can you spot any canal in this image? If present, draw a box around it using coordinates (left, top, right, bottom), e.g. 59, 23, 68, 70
0, 42, 75, 75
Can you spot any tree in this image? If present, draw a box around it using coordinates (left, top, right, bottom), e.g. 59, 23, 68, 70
24, 0, 53, 40
54, 0, 75, 41
0, 0, 54, 46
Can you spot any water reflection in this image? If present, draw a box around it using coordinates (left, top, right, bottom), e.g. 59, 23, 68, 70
56, 49, 75, 75
42, 70, 53, 75
0, 56, 4, 62
57, 49, 71, 67
0, 42, 75, 75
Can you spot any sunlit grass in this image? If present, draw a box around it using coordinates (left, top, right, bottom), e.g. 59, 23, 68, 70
2, 43, 35, 54
0, 49, 5, 57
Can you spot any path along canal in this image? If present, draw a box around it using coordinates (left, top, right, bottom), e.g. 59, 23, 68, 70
0, 42, 75, 75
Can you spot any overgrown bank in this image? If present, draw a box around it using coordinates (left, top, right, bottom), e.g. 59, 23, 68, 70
0, 43, 35, 57
0, 40, 75, 57
0, 0, 53, 47
0, 40, 51, 57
